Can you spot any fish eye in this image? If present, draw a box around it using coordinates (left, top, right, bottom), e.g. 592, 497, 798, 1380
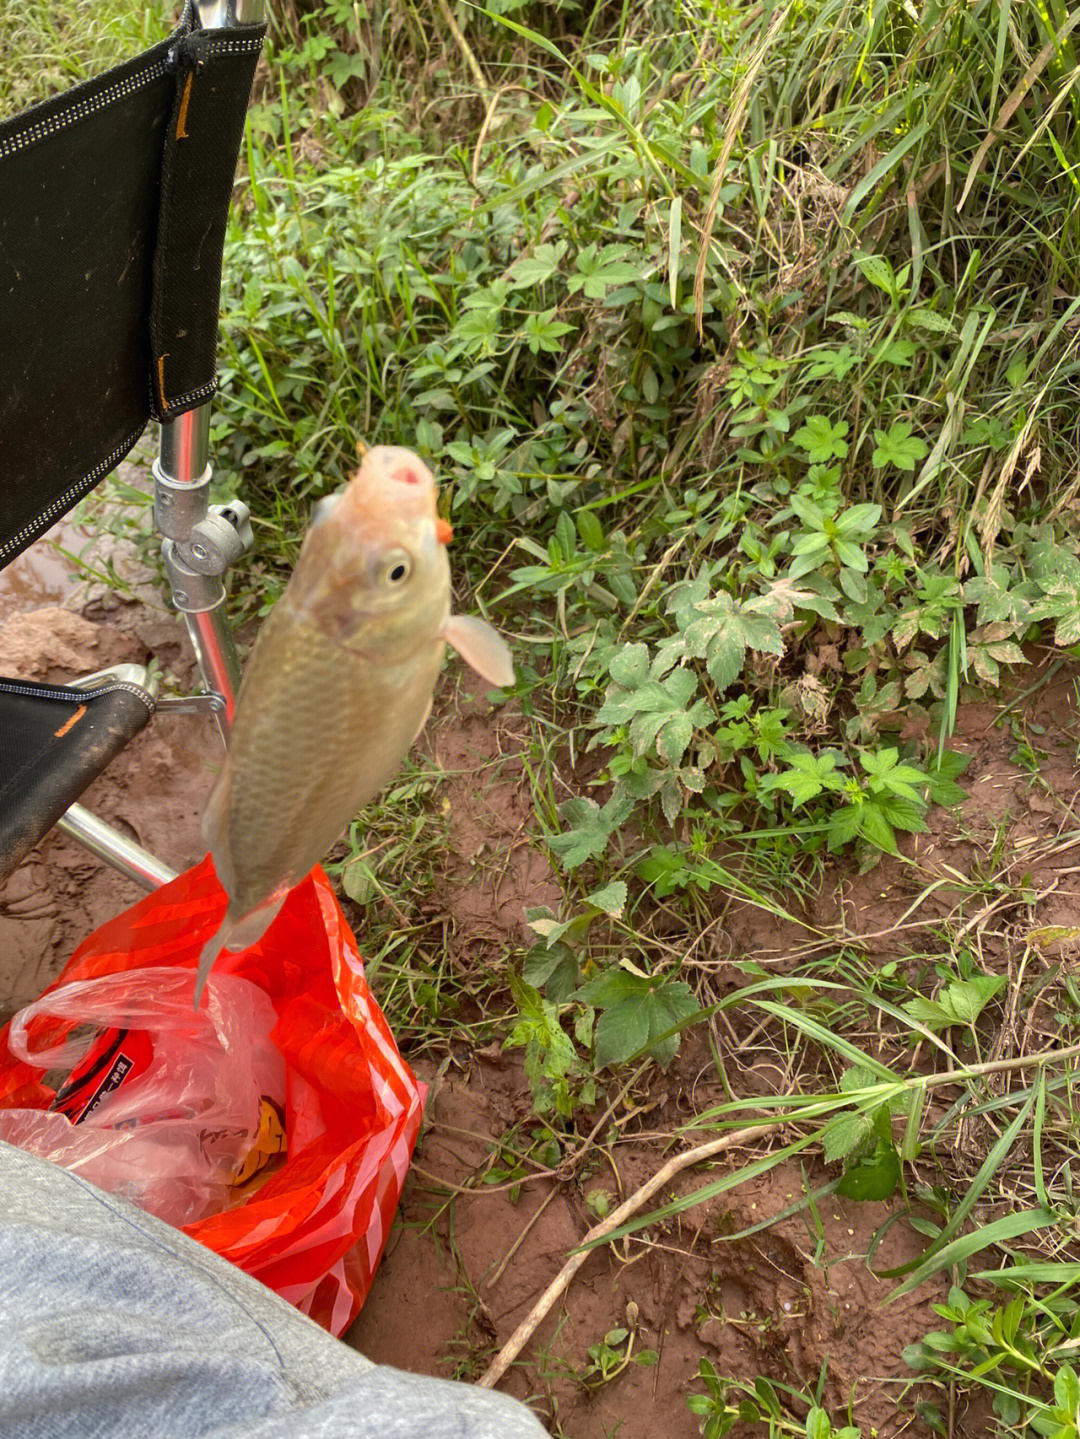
382, 549, 412, 585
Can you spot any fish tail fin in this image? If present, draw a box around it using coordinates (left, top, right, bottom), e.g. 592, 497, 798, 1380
193, 894, 288, 1009
194, 922, 230, 1009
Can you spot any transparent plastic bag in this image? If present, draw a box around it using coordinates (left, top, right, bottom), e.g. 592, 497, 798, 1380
0, 967, 284, 1227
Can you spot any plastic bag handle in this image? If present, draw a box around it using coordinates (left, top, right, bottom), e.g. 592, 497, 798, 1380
8, 968, 214, 1069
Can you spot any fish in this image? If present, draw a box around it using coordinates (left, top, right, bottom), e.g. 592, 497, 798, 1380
194, 445, 514, 1004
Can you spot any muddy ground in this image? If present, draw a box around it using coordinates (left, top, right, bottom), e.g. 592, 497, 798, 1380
3, 497, 1079, 1437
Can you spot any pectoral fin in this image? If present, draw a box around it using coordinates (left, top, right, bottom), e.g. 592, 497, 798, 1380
311, 490, 345, 526
441, 613, 514, 689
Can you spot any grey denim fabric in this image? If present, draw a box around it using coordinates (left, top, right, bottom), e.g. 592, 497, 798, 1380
0, 1143, 544, 1439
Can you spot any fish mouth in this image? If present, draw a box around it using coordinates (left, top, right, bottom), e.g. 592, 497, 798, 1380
435, 518, 453, 546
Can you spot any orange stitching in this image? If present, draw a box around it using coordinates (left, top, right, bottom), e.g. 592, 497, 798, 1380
54, 705, 86, 738
157, 354, 168, 410
175, 71, 194, 139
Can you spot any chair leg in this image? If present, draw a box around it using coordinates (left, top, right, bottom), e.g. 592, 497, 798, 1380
155, 407, 251, 745
182, 605, 244, 740
56, 805, 177, 890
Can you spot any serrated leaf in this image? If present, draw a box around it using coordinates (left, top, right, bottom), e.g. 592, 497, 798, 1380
826, 802, 862, 849
522, 941, 579, 1002
836, 1138, 902, 1201
879, 338, 916, 366
822, 1109, 874, 1162
905, 307, 955, 335
941, 974, 1005, 1025
548, 794, 631, 870
904, 995, 949, 1030
608, 642, 650, 687
586, 881, 628, 917
659, 772, 683, 828
657, 711, 694, 764
528, 914, 575, 947
858, 802, 899, 854
575, 971, 699, 1068
840, 1064, 884, 1094
675, 591, 784, 693
1056, 609, 1080, 647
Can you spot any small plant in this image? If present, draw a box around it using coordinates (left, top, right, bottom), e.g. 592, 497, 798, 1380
688, 1362, 860, 1438
579, 1326, 658, 1390
504, 974, 595, 1119
905, 1286, 1080, 1438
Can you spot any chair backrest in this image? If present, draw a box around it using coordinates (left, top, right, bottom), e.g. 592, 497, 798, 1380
0, 2, 265, 570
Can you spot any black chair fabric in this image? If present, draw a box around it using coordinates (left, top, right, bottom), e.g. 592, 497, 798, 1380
0, 677, 156, 880
0, 7, 265, 569
0, 10, 264, 881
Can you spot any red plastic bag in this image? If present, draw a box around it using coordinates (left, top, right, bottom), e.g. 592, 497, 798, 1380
0, 856, 424, 1336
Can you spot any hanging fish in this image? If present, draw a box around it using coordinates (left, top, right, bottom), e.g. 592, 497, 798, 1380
195, 445, 513, 1003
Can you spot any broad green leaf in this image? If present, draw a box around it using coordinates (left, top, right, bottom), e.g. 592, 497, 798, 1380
793, 414, 850, 463
805, 1409, 832, 1439
586, 880, 628, 917
548, 794, 631, 870
1054, 1364, 1080, 1414
872, 421, 930, 472
903, 996, 948, 1030
822, 1109, 874, 1162
855, 253, 896, 295
522, 941, 579, 1002
905, 307, 955, 335
576, 509, 605, 552
941, 975, 1005, 1025
836, 1138, 902, 1201
925, 749, 970, 807
575, 970, 699, 1068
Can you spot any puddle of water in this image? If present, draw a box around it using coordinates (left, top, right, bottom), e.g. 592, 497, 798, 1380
0, 515, 97, 623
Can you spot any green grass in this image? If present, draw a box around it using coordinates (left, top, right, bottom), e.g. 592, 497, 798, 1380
0, 0, 169, 112
7, 0, 1080, 1432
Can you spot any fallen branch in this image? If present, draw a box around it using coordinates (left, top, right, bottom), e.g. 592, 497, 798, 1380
476, 1120, 776, 1389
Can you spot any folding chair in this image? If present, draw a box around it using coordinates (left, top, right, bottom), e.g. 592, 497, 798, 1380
0, 1, 267, 891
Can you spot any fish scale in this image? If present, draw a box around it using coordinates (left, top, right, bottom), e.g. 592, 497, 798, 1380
194, 445, 514, 1003
216, 608, 446, 906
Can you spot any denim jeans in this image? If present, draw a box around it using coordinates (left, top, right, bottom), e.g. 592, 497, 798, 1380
0, 1143, 544, 1439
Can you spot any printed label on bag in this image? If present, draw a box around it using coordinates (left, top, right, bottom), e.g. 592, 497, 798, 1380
49, 1027, 154, 1124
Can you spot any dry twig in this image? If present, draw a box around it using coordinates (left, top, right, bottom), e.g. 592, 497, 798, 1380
477, 1120, 777, 1388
